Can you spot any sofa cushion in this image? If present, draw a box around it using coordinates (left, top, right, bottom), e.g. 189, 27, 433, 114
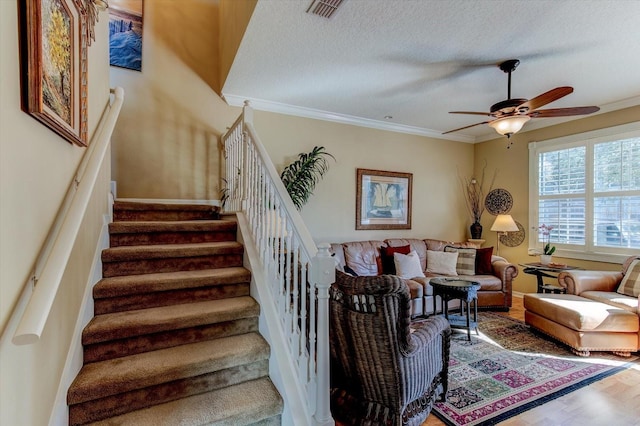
424, 239, 451, 252
475, 247, 494, 275
394, 251, 425, 279
444, 246, 476, 276
581, 291, 638, 313
616, 258, 640, 297
426, 250, 458, 275
380, 244, 411, 275
330, 243, 346, 271
524, 293, 639, 332
342, 240, 385, 276
457, 274, 503, 291
386, 238, 428, 271
405, 279, 424, 299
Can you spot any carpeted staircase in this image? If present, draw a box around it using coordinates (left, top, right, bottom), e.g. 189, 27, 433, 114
67, 201, 283, 425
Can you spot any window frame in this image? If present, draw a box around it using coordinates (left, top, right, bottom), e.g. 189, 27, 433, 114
528, 121, 640, 264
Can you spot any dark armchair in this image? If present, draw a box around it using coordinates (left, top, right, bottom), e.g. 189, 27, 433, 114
330, 271, 451, 426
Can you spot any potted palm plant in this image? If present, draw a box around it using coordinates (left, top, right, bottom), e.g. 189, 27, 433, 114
280, 146, 335, 210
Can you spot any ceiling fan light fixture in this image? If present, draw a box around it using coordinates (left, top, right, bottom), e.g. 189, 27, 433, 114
489, 115, 531, 137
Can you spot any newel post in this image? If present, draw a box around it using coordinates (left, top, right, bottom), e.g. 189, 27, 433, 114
311, 243, 336, 425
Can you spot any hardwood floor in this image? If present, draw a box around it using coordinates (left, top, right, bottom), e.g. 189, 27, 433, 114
422, 295, 640, 426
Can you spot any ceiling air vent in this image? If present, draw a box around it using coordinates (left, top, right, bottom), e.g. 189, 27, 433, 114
306, 0, 344, 19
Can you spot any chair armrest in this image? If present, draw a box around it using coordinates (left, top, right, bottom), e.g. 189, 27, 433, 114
402, 316, 451, 403
407, 315, 450, 356
557, 270, 623, 295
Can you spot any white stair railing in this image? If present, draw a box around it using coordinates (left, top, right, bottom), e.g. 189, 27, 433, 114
222, 102, 334, 426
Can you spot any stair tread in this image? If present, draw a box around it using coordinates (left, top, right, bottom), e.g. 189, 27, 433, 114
94, 267, 251, 298
83, 297, 259, 344
69, 333, 269, 404
88, 377, 283, 426
102, 241, 243, 261
109, 220, 236, 233
113, 201, 219, 212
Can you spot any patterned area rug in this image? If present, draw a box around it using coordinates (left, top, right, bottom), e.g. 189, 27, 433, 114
432, 311, 637, 426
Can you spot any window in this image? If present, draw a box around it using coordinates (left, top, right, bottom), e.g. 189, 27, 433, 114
529, 122, 640, 263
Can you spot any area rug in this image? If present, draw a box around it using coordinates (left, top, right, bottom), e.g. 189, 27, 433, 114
431, 311, 637, 426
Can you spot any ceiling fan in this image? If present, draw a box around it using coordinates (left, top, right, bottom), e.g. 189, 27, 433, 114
443, 59, 600, 138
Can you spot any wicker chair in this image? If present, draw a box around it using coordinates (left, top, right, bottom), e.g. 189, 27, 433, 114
330, 271, 451, 426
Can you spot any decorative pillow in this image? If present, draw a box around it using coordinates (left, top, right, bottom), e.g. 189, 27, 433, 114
394, 251, 426, 279
475, 247, 494, 275
426, 250, 458, 276
616, 258, 640, 297
444, 246, 477, 276
381, 245, 411, 275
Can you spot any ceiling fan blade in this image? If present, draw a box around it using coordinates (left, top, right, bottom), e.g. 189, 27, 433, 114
530, 106, 600, 117
517, 86, 574, 112
449, 111, 494, 116
442, 121, 490, 134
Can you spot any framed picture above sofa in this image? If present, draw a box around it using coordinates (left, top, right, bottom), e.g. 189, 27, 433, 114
356, 168, 412, 230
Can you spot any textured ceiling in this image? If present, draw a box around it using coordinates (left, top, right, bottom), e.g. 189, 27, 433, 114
222, 0, 640, 143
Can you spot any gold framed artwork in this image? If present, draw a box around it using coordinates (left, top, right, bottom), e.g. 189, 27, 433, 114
356, 168, 412, 230
19, 0, 89, 146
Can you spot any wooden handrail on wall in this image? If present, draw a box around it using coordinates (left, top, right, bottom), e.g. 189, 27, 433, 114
12, 87, 125, 345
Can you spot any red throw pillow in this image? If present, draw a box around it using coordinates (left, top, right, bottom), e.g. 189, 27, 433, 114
380, 245, 411, 275
475, 246, 494, 275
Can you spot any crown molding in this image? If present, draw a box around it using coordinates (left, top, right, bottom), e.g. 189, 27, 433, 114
223, 93, 640, 145
222, 94, 476, 144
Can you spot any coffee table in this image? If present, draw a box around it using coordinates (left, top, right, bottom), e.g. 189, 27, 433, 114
430, 278, 481, 340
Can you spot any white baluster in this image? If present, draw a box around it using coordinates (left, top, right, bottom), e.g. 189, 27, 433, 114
312, 243, 335, 425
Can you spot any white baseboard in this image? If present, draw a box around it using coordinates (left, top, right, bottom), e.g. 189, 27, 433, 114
116, 197, 221, 207
512, 291, 525, 299
48, 214, 110, 426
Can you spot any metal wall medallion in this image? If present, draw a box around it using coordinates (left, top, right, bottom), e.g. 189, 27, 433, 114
500, 220, 526, 247
485, 188, 513, 215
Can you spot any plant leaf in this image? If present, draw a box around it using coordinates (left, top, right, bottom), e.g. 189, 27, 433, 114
280, 146, 335, 210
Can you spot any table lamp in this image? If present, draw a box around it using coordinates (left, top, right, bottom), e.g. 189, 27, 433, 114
490, 214, 518, 255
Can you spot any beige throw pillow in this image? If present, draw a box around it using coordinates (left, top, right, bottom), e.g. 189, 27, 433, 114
426, 250, 458, 276
394, 250, 425, 279
444, 246, 477, 276
616, 258, 640, 297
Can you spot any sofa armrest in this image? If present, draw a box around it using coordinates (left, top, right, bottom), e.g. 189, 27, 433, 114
492, 259, 518, 289
557, 270, 623, 295
490, 259, 518, 308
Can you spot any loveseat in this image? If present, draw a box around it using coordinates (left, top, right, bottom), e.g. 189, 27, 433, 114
330, 238, 519, 317
524, 255, 640, 356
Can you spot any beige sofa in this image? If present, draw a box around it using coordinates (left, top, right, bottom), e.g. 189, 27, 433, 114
330, 238, 519, 317
524, 255, 640, 356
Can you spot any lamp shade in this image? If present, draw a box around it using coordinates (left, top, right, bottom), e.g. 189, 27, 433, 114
490, 214, 518, 232
488, 116, 531, 136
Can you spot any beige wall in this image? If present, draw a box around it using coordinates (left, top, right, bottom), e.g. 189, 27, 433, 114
110, 0, 241, 200
219, 0, 257, 94
253, 112, 475, 244
0, 2, 112, 424
474, 106, 640, 294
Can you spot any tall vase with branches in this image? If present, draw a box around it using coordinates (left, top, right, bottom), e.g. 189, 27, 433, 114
459, 161, 496, 239
280, 146, 335, 210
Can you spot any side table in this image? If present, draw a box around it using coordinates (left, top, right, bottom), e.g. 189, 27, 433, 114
430, 278, 481, 341
520, 262, 582, 293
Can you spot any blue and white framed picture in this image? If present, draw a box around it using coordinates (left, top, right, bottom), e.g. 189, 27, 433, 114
109, 0, 143, 71
356, 168, 413, 230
